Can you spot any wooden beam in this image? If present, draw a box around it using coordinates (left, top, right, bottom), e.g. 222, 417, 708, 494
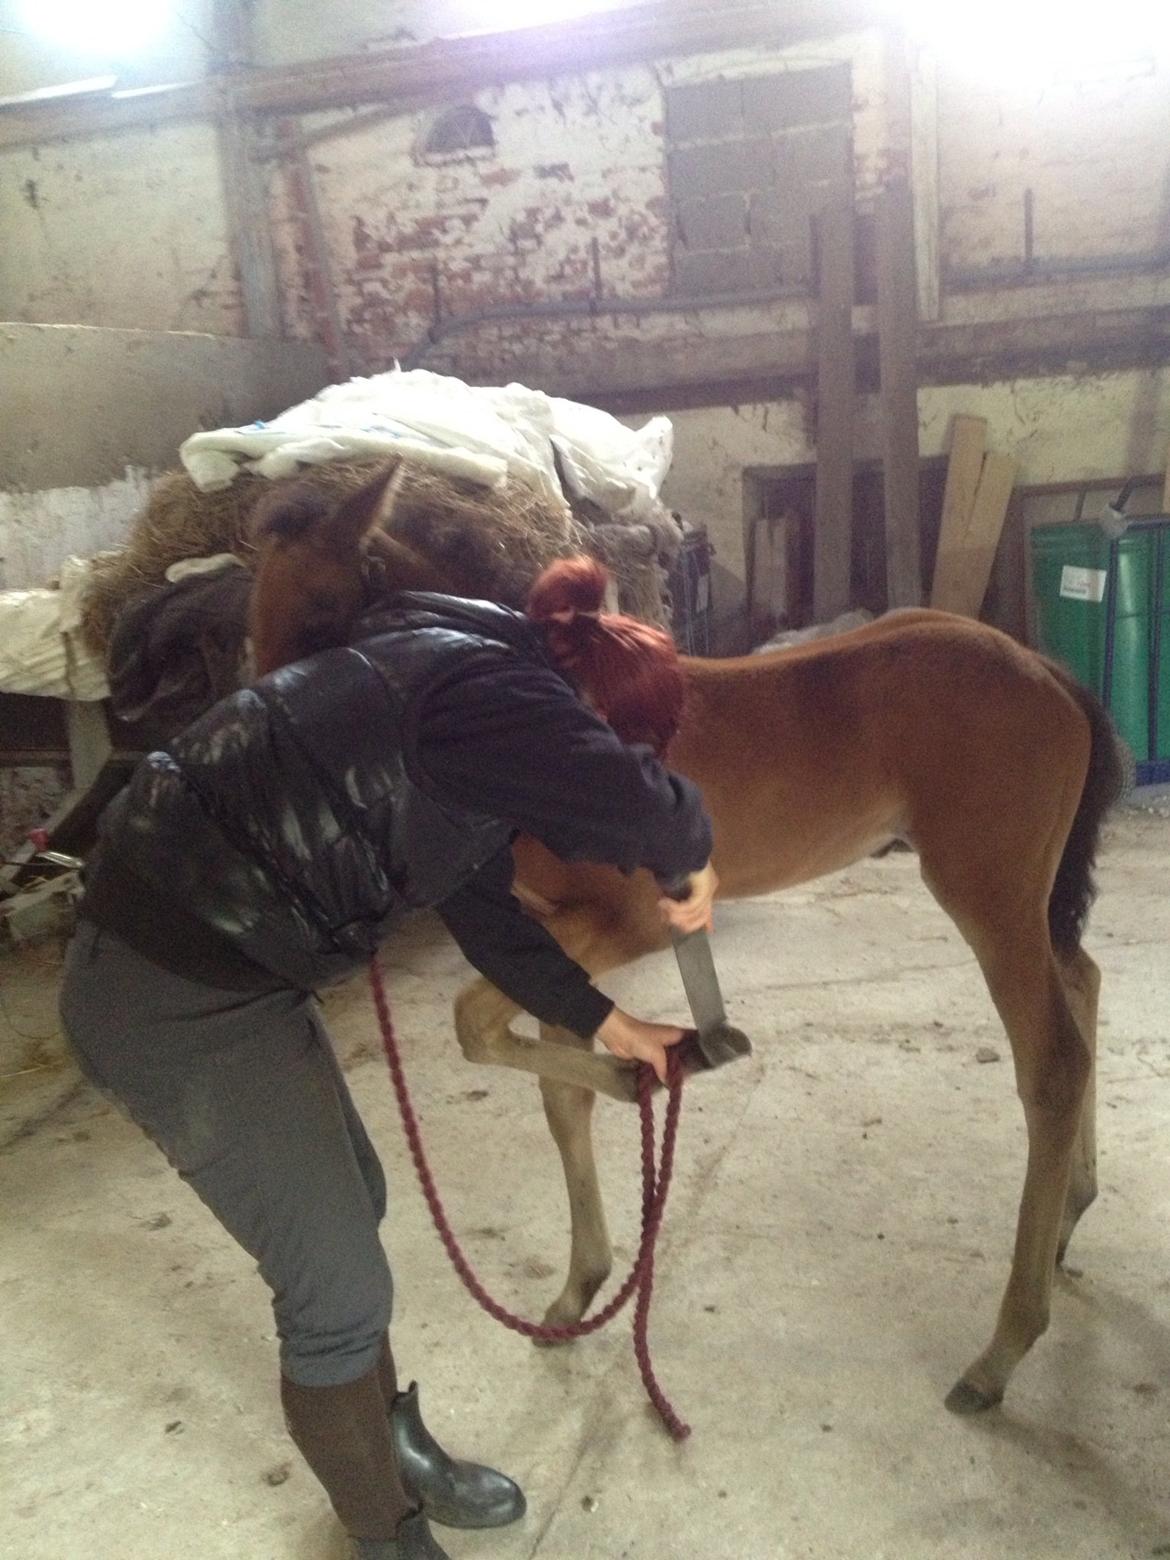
435, 301, 1170, 414
212, 0, 284, 339
875, 177, 923, 608
930, 415, 986, 605
216, 102, 284, 338
0, 0, 876, 149
812, 199, 856, 622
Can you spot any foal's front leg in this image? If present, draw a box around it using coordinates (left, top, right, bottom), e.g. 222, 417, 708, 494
537, 1024, 613, 1334
454, 977, 640, 1102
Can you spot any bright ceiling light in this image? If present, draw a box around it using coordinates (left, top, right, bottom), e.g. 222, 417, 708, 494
17, 0, 172, 56
454, 0, 619, 26
891, 0, 1169, 82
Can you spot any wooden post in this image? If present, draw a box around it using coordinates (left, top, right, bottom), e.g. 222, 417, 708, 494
213, 0, 284, 339
279, 119, 353, 381
876, 176, 923, 608
812, 198, 856, 623
910, 44, 941, 323
1162, 437, 1170, 512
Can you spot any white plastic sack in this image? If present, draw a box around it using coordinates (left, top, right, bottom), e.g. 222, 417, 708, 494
547, 398, 673, 524
182, 370, 524, 501
0, 555, 109, 700
179, 369, 672, 530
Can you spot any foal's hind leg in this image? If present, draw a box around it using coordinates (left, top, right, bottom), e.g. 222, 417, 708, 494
1056, 946, 1101, 1264
945, 921, 1090, 1412
536, 1024, 612, 1335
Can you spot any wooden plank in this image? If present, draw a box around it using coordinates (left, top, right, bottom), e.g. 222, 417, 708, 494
931, 452, 1017, 618
930, 414, 987, 605
748, 511, 798, 644
875, 177, 923, 608
812, 198, 856, 623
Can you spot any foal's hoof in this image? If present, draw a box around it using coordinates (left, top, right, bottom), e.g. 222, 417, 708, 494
676, 1031, 710, 1078
532, 1302, 583, 1347
945, 1378, 1003, 1415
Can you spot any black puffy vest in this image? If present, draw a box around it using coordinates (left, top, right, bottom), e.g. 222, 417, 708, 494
85, 596, 552, 990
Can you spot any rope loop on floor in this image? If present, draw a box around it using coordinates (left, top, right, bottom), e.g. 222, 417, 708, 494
369, 957, 690, 1440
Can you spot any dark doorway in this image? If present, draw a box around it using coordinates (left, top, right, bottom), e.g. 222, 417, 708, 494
744, 458, 949, 639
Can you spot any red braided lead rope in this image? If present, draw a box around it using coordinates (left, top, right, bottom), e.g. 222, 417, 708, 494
368, 958, 691, 1440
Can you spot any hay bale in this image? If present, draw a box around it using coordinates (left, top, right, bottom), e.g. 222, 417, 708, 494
81, 455, 677, 653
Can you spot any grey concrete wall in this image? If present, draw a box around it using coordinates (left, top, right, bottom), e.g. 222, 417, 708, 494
0, 323, 328, 588
2, 322, 328, 491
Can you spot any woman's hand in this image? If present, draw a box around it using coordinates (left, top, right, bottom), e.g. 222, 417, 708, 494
657, 861, 719, 935
596, 1007, 685, 1085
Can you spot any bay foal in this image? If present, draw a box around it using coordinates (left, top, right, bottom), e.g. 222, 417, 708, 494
250, 471, 1125, 1413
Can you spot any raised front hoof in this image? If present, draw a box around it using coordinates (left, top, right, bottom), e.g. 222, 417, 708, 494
945, 1378, 1003, 1416
676, 1025, 752, 1076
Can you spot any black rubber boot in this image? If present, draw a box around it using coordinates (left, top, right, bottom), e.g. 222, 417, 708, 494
349, 1509, 450, 1559
389, 1382, 527, 1530
280, 1368, 448, 1559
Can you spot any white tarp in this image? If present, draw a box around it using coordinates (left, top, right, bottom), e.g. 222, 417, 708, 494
179, 368, 673, 526
0, 555, 109, 700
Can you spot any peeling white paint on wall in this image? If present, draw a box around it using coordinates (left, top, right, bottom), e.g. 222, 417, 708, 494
938, 59, 1170, 274
920, 368, 1170, 484
0, 470, 152, 590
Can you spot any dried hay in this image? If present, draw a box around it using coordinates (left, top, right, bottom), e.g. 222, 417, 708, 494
81, 455, 677, 653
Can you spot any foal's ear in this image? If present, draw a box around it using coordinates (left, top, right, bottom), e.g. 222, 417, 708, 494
250, 465, 404, 552
323, 465, 404, 555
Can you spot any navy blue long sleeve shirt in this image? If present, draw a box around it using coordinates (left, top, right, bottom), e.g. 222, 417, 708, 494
419, 657, 712, 1037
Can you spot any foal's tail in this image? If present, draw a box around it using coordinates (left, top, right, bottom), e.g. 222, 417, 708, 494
1045, 661, 1129, 958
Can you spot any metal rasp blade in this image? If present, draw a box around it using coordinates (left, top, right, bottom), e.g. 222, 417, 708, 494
671, 925, 752, 1070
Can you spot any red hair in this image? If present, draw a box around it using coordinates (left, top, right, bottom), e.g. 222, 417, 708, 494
527, 556, 686, 754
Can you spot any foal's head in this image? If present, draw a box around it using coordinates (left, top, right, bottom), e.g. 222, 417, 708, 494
249, 466, 451, 674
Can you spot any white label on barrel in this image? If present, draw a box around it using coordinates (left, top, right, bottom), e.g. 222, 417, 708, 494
1059, 565, 1107, 603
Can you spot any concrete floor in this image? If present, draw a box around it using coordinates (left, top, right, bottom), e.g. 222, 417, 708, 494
2, 805, 1169, 1560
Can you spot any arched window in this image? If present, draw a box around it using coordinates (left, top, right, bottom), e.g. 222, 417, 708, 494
421, 104, 494, 159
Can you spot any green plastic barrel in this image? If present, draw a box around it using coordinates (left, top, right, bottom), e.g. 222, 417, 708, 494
1031, 519, 1170, 780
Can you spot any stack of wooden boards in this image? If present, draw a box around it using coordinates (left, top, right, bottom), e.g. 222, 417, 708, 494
930, 415, 1017, 618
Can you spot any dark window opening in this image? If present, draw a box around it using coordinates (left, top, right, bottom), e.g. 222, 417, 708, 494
665, 65, 853, 300
423, 104, 494, 157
